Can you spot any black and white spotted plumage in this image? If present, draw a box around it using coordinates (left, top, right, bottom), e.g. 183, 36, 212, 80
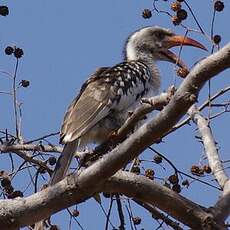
60, 61, 156, 146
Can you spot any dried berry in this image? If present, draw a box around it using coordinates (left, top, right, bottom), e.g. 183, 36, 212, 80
103, 192, 111, 198
1, 177, 11, 187
21, 80, 30, 88
48, 156, 57, 166
168, 174, 179, 185
7, 190, 23, 199
182, 179, 189, 187
4, 185, 14, 194
177, 9, 187, 20
213, 34, 221, 44
131, 165, 140, 175
153, 154, 162, 164
0, 6, 9, 16
203, 165, 212, 174
191, 165, 204, 176
176, 67, 189, 78
38, 167, 46, 174
142, 9, 152, 19
214, 1, 224, 12
49, 225, 60, 230
172, 184, 181, 193
145, 169, 155, 180
171, 15, 181, 25
133, 216, 142, 225
72, 209, 80, 217
5, 46, 14, 55
14, 48, 24, 59
0, 170, 6, 177
171, 1, 181, 11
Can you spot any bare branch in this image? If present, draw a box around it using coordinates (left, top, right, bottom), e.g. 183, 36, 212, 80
213, 180, 230, 223
134, 199, 183, 230
24, 132, 60, 144
0, 144, 62, 154
0, 147, 52, 174
189, 105, 230, 224
167, 85, 230, 136
0, 171, 223, 230
189, 105, 228, 189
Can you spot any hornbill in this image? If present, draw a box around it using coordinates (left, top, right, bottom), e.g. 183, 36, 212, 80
50, 26, 206, 185
34, 25, 206, 230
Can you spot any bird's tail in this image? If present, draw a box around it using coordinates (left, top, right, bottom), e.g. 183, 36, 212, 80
50, 140, 78, 185
33, 140, 78, 230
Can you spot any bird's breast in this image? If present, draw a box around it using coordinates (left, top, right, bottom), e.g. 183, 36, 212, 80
105, 61, 156, 112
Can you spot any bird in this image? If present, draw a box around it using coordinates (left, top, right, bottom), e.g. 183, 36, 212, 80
50, 26, 206, 185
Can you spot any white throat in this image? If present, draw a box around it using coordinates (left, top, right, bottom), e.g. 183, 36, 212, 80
126, 40, 138, 61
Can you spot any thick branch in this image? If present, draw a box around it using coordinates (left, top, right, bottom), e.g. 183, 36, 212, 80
189, 105, 230, 223
213, 180, 230, 223
0, 171, 217, 229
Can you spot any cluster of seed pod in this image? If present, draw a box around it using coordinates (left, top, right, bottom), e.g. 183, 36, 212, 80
168, 174, 181, 193
191, 165, 212, 176
0, 5, 9, 16
170, 0, 187, 26
0, 170, 23, 199
5, 45, 24, 59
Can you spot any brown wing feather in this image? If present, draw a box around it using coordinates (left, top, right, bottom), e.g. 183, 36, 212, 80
60, 67, 111, 143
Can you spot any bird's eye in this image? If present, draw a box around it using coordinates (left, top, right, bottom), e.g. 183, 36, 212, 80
155, 31, 165, 40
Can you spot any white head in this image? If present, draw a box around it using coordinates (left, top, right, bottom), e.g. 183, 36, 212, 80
124, 26, 206, 68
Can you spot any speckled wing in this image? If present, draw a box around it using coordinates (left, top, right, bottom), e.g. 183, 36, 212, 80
60, 61, 151, 144
60, 67, 110, 144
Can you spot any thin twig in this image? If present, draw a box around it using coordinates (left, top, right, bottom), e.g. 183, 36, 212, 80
105, 197, 114, 230
149, 147, 221, 190
134, 200, 183, 230
165, 86, 230, 137
24, 132, 60, 144
115, 194, 125, 230
184, 0, 205, 34
66, 208, 85, 230
12, 58, 21, 142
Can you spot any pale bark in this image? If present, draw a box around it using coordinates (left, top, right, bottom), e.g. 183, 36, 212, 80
0, 171, 218, 229
189, 105, 230, 225
189, 105, 229, 190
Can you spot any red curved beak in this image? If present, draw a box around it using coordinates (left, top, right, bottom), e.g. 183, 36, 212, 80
161, 35, 207, 76
164, 35, 207, 51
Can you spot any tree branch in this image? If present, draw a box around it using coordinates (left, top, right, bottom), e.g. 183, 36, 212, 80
213, 181, 230, 224
189, 105, 229, 190
133, 199, 183, 230
189, 105, 230, 224
0, 144, 62, 153
0, 171, 224, 229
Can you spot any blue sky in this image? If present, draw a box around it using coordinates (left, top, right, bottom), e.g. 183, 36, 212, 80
0, 1, 229, 229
